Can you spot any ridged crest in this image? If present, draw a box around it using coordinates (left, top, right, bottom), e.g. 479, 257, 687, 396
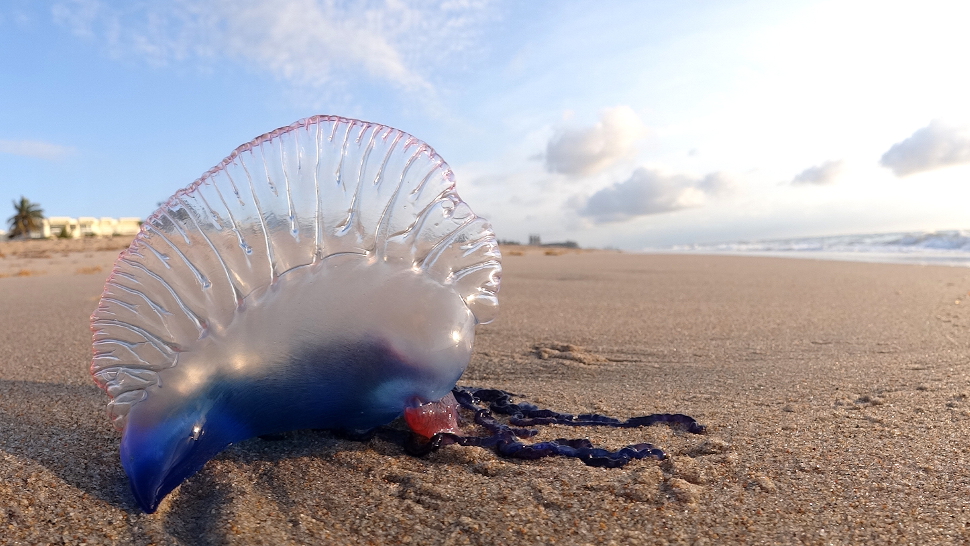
90, 115, 501, 429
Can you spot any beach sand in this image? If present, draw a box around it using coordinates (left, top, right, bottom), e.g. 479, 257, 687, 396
2, 240, 970, 544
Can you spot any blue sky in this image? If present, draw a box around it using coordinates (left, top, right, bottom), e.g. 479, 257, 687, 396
2, 0, 970, 249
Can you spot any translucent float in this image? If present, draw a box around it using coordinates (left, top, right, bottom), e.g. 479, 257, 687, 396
90, 116, 501, 513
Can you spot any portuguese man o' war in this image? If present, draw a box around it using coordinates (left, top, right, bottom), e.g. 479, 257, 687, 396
90, 116, 501, 512
91, 115, 706, 514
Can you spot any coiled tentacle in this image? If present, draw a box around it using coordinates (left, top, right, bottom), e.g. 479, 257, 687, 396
404, 387, 705, 468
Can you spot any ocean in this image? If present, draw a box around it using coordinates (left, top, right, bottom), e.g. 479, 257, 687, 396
659, 230, 970, 268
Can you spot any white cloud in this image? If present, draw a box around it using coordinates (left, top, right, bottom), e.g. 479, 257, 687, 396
0, 139, 75, 160
791, 159, 844, 185
880, 120, 970, 177
579, 168, 732, 223
51, 0, 492, 91
545, 106, 646, 176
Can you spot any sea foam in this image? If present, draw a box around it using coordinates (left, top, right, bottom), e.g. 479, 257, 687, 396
662, 230, 970, 267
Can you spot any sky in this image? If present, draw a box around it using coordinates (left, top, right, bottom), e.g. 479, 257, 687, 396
2, 0, 970, 250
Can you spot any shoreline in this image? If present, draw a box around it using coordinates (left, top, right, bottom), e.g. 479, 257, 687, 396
648, 248, 970, 269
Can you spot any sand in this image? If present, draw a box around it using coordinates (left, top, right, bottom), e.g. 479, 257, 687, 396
0, 238, 132, 279
2, 240, 970, 544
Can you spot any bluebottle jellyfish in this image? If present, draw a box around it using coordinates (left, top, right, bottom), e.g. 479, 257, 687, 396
91, 116, 500, 512
91, 115, 704, 514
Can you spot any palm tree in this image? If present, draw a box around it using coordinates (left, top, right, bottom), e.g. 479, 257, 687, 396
7, 197, 45, 239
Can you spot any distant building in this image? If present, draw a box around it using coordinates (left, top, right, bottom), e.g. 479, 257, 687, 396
524, 234, 579, 249
17, 216, 143, 239
116, 217, 142, 236
77, 217, 101, 237
28, 219, 52, 239
48, 217, 80, 238
99, 217, 119, 236
5, 220, 52, 239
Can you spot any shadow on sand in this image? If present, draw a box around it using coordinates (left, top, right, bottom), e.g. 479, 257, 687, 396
0, 379, 385, 545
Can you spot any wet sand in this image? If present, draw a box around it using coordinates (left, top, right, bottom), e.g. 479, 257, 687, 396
2, 241, 970, 544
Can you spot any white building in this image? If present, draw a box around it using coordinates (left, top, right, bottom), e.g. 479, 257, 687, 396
99, 217, 118, 236
15, 216, 142, 239
27, 219, 52, 239
77, 217, 101, 237
115, 217, 142, 236
48, 217, 80, 238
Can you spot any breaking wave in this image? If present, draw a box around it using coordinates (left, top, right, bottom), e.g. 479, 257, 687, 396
662, 230, 970, 267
